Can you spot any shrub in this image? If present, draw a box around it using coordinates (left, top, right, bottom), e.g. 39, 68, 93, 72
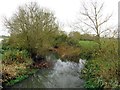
2, 49, 30, 64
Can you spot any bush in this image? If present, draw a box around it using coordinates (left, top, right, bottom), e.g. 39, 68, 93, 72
2, 49, 30, 64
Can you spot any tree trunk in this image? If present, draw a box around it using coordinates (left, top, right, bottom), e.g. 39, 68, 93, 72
96, 34, 101, 50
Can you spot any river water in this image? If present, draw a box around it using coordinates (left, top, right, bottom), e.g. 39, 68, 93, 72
12, 58, 86, 88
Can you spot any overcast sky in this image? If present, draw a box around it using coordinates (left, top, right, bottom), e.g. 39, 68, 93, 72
0, 0, 119, 35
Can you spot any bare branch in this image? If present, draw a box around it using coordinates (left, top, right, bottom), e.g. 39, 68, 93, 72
81, 4, 96, 25
72, 1, 113, 42
98, 14, 112, 26
97, 3, 104, 14
80, 20, 95, 30
100, 28, 110, 34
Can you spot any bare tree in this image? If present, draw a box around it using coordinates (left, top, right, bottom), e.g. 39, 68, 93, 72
74, 1, 112, 48
111, 28, 118, 38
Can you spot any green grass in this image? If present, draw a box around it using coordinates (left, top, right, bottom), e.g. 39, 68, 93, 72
77, 40, 99, 60
79, 40, 99, 49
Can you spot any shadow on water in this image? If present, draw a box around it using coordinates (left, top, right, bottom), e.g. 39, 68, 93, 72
8, 54, 86, 88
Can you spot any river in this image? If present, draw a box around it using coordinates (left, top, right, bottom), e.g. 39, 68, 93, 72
10, 57, 86, 88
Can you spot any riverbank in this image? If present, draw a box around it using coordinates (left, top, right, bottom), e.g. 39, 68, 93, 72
2, 58, 54, 88
81, 39, 120, 88
1, 40, 83, 88
2, 62, 36, 87
1, 39, 119, 89
5, 59, 86, 88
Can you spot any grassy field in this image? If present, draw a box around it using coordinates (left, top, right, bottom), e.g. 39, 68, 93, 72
79, 40, 99, 49
76, 40, 99, 60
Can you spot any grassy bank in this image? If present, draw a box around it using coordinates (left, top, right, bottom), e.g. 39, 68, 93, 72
80, 39, 119, 88
1, 48, 35, 87
3, 68, 38, 87
2, 61, 34, 86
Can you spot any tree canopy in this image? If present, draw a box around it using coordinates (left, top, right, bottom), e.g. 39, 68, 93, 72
4, 2, 60, 56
